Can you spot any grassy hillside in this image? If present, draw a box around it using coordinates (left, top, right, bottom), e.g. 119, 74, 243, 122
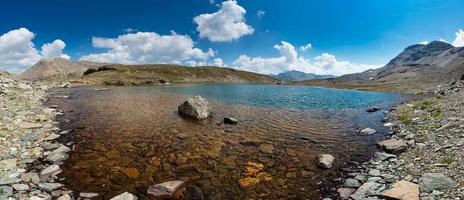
71, 64, 278, 85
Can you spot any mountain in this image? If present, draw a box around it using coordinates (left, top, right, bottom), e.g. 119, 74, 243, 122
73, 64, 278, 85
274, 70, 336, 81
299, 41, 464, 93
18, 58, 106, 80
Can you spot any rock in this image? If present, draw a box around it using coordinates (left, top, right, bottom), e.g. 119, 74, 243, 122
367, 106, 380, 112
419, 173, 455, 193
45, 152, 68, 163
178, 96, 211, 120
0, 159, 17, 170
383, 122, 395, 127
337, 188, 356, 199
375, 152, 397, 161
256, 172, 273, 181
224, 117, 238, 124
110, 192, 138, 200
350, 182, 382, 200
317, 154, 335, 169
40, 164, 62, 176
60, 82, 71, 88
377, 139, 408, 154
244, 161, 264, 175
12, 183, 29, 191
0, 172, 20, 185
57, 194, 72, 200
147, 180, 185, 198
121, 167, 140, 179
0, 186, 13, 198
18, 122, 43, 129
38, 183, 63, 192
358, 128, 377, 135
380, 180, 419, 200
344, 178, 361, 188
80, 193, 99, 198
368, 169, 381, 177
259, 143, 274, 154
239, 177, 260, 189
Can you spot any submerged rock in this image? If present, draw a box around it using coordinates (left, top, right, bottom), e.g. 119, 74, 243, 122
147, 180, 185, 198
224, 117, 238, 124
358, 128, 377, 135
239, 177, 260, 189
419, 173, 455, 193
377, 138, 408, 154
178, 96, 212, 120
366, 106, 380, 112
317, 154, 335, 169
380, 180, 419, 200
337, 188, 355, 200
110, 192, 138, 200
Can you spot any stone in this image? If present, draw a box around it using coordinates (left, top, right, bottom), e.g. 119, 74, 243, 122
239, 177, 260, 189
419, 173, 455, 193
380, 180, 419, 200
110, 192, 138, 200
0, 159, 17, 170
358, 128, 377, 135
224, 117, 238, 124
244, 161, 264, 175
12, 183, 29, 191
45, 152, 68, 163
259, 143, 274, 154
366, 106, 380, 112
178, 96, 211, 120
383, 122, 395, 127
377, 139, 408, 154
344, 178, 361, 188
38, 183, 63, 192
337, 188, 356, 200
375, 152, 397, 161
317, 154, 335, 169
80, 192, 99, 198
0, 186, 13, 198
350, 182, 382, 200
57, 194, 72, 200
121, 167, 140, 179
147, 180, 185, 198
0, 172, 20, 185
368, 169, 381, 177
40, 164, 62, 176
21, 172, 40, 184
256, 172, 273, 181
18, 122, 43, 129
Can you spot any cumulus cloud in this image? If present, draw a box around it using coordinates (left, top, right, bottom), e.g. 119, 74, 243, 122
452, 29, 464, 47
186, 58, 226, 67
80, 31, 215, 64
0, 28, 69, 73
299, 43, 312, 51
257, 10, 265, 18
232, 41, 380, 76
418, 41, 429, 45
194, 0, 254, 42
41, 39, 70, 59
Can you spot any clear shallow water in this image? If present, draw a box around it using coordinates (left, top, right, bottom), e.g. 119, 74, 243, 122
47, 84, 412, 199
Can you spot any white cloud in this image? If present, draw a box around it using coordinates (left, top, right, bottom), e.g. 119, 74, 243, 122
299, 43, 312, 51
257, 10, 265, 18
194, 0, 254, 42
80, 31, 215, 64
41, 39, 70, 59
439, 38, 448, 43
0, 28, 69, 73
186, 58, 226, 67
452, 29, 464, 47
418, 40, 429, 45
209, 0, 215, 5
232, 41, 380, 76
124, 28, 138, 33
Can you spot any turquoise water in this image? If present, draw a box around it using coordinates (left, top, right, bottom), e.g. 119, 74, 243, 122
158, 84, 403, 110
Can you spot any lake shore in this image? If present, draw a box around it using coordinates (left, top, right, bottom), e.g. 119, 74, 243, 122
336, 82, 464, 199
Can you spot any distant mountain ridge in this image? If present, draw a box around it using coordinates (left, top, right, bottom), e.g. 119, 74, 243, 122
274, 70, 336, 81
300, 41, 464, 93
18, 58, 106, 80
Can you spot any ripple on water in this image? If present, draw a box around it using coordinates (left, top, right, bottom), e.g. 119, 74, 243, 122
46, 85, 409, 199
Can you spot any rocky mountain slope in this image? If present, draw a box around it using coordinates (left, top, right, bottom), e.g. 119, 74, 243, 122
300, 41, 464, 93
73, 64, 278, 85
18, 58, 106, 80
274, 70, 336, 82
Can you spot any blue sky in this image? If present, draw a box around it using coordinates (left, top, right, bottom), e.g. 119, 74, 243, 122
0, 0, 463, 75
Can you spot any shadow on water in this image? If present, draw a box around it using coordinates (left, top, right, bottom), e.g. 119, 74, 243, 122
45, 84, 414, 199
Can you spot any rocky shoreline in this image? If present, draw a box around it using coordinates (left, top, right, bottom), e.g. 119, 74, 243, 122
337, 83, 464, 200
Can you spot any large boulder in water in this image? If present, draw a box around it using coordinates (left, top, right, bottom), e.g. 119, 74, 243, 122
178, 96, 212, 120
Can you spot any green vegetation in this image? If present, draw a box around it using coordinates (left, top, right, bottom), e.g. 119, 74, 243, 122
440, 156, 455, 165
